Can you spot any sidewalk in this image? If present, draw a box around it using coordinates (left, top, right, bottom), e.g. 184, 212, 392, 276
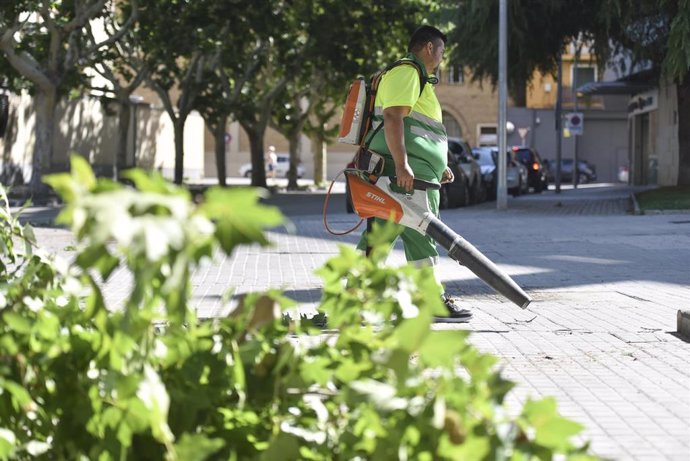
30, 184, 690, 460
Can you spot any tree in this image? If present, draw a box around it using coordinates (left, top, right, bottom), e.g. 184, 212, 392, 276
439, 1, 597, 105
137, 0, 220, 185
268, 0, 428, 189
304, 91, 341, 186
229, 2, 296, 189
194, 0, 260, 187
86, 0, 147, 179
0, 0, 136, 193
441, 0, 690, 184
271, 87, 310, 190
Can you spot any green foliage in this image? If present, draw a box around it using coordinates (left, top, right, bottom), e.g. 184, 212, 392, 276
0, 158, 597, 460
635, 185, 690, 210
438, 0, 599, 98
440, 0, 690, 96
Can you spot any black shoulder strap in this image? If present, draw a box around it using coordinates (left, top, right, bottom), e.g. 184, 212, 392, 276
382, 58, 428, 97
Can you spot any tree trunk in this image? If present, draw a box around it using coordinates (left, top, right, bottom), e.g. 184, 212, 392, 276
677, 74, 690, 185
312, 131, 327, 186
214, 115, 228, 186
30, 88, 57, 195
116, 97, 131, 179
287, 129, 301, 190
244, 125, 267, 188
173, 118, 185, 184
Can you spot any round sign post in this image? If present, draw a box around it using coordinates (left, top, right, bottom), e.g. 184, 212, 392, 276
566, 112, 584, 136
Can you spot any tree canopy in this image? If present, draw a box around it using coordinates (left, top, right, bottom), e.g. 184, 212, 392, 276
440, 0, 690, 184
0, 0, 136, 192
441, 0, 689, 95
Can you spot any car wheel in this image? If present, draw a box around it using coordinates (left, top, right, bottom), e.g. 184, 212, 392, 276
470, 179, 483, 204
475, 181, 486, 203
579, 174, 589, 184
460, 182, 470, 207
511, 179, 522, 197
244, 170, 252, 178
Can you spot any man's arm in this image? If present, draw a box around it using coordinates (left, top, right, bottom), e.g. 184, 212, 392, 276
383, 106, 414, 191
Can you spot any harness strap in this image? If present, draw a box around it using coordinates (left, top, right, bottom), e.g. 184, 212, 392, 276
362, 59, 430, 151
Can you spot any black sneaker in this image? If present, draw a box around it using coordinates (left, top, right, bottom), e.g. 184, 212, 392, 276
433, 293, 473, 323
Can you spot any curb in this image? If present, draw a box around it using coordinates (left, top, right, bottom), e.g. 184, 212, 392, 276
678, 310, 690, 339
629, 192, 642, 215
640, 208, 690, 215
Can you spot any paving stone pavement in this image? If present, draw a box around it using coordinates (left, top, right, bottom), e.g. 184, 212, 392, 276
29, 184, 690, 460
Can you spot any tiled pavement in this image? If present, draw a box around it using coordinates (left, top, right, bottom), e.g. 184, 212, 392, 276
29, 184, 690, 460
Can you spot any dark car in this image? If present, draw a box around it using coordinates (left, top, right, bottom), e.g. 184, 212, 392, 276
511, 146, 549, 192
544, 159, 597, 184
440, 151, 471, 209
448, 137, 485, 203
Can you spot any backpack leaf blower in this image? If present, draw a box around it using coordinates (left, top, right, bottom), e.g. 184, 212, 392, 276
345, 170, 532, 309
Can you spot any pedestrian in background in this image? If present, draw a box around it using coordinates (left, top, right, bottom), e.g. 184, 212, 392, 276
265, 145, 278, 178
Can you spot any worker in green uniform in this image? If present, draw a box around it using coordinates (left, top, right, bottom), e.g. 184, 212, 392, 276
357, 25, 472, 322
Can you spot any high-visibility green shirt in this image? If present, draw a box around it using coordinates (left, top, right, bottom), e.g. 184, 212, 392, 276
366, 54, 448, 182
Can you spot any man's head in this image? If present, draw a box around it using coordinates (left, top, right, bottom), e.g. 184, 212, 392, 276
408, 25, 446, 73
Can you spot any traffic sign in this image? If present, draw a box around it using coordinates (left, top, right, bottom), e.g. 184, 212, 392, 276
565, 112, 584, 136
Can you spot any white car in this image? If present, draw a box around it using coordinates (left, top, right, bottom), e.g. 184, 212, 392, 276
238, 154, 305, 178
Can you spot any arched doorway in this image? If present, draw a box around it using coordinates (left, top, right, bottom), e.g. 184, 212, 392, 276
442, 111, 462, 139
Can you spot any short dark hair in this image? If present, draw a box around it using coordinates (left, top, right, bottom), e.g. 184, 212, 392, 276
408, 26, 447, 52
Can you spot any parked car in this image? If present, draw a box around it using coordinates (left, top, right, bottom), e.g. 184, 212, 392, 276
471, 146, 528, 197
238, 153, 305, 178
471, 146, 497, 200
511, 146, 549, 192
448, 137, 486, 203
440, 150, 471, 209
543, 159, 597, 183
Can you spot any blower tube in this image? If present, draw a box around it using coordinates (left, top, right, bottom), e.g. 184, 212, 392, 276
426, 216, 531, 309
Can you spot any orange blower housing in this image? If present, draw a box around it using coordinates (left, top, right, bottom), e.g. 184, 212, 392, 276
346, 173, 403, 222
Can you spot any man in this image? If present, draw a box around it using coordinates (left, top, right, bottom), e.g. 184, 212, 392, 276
357, 25, 472, 322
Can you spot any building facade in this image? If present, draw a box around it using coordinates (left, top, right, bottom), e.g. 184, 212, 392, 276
509, 43, 631, 184
4, 42, 659, 186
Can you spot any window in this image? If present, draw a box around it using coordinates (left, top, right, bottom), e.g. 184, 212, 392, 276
477, 124, 497, 146
442, 111, 462, 138
573, 65, 596, 87
443, 64, 464, 84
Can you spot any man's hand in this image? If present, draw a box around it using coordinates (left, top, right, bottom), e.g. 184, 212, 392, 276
441, 166, 455, 184
396, 162, 415, 191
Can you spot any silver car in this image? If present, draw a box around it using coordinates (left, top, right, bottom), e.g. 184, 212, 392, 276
472, 147, 529, 197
